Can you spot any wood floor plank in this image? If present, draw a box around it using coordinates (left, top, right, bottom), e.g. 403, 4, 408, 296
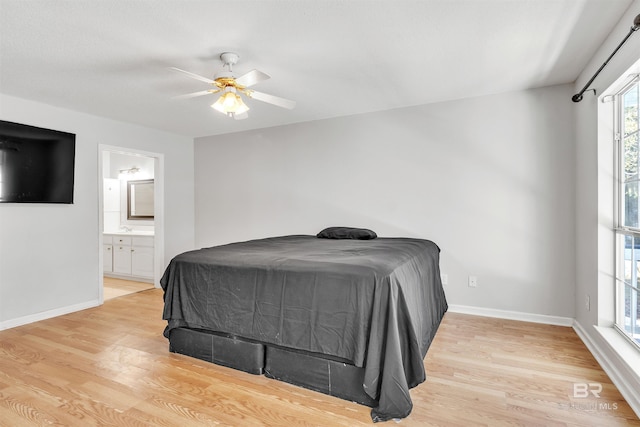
103, 277, 155, 301
0, 289, 638, 426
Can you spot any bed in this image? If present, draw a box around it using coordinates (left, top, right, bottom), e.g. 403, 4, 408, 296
160, 230, 448, 422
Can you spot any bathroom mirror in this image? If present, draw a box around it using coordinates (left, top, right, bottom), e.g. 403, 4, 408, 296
127, 179, 154, 220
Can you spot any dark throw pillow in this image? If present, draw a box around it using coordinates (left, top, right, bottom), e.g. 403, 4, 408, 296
316, 226, 378, 240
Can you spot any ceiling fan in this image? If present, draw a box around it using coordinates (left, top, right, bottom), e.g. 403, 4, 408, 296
171, 52, 296, 120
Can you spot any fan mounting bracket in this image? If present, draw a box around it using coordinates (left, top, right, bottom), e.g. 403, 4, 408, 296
220, 52, 239, 67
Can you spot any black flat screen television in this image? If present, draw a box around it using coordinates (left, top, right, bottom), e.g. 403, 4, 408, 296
0, 120, 76, 204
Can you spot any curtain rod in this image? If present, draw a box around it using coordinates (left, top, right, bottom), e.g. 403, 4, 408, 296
572, 13, 640, 102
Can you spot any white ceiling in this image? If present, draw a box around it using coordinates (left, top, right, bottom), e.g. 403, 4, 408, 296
0, 0, 635, 138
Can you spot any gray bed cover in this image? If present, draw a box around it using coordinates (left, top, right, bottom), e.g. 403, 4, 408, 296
160, 235, 448, 422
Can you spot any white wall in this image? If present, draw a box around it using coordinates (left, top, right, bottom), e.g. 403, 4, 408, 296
106, 152, 155, 180
194, 84, 576, 319
0, 94, 195, 328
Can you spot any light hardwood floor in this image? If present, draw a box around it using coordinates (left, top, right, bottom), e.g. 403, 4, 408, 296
103, 276, 155, 300
0, 289, 638, 426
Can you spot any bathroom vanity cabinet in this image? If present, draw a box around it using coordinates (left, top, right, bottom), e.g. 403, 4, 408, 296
104, 233, 154, 282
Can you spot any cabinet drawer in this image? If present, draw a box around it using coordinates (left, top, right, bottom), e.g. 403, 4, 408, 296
103, 235, 113, 244
113, 236, 132, 246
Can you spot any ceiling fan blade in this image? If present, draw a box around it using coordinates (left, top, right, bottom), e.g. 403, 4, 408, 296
169, 67, 215, 84
233, 111, 249, 120
235, 69, 270, 87
173, 89, 217, 100
247, 90, 296, 109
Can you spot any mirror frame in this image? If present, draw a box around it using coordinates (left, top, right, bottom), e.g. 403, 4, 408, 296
127, 179, 154, 220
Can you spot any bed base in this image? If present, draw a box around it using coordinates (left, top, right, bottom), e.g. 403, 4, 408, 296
264, 345, 377, 407
169, 327, 265, 375
168, 327, 377, 407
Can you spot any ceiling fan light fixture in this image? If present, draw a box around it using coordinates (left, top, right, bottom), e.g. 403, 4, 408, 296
233, 95, 249, 114
211, 89, 249, 115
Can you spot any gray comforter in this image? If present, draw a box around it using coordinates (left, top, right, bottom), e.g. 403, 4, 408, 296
160, 235, 448, 422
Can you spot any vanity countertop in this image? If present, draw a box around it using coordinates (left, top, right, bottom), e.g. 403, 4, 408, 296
104, 230, 154, 236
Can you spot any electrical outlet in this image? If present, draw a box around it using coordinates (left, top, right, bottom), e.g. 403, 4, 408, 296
585, 294, 590, 311
441, 273, 448, 285
468, 275, 477, 288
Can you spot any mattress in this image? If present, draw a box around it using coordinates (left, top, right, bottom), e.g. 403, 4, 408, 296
161, 235, 447, 421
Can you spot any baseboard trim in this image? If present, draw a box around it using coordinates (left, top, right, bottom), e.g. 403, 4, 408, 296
0, 299, 101, 331
447, 304, 574, 326
573, 321, 640, 418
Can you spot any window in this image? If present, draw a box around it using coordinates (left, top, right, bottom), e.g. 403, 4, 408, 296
615, 75, 640, 349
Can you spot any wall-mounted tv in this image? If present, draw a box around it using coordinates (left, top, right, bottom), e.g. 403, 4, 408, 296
0, 120, 76, 204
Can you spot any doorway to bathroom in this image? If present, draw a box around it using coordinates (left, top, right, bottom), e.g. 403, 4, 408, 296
98, 146, 164, 302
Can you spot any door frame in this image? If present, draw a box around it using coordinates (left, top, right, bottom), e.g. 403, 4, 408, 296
98, 144, 165, 303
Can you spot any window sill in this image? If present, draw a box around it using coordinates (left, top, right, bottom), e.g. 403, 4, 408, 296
593, 325, 640, 377
594, 326, 640, 368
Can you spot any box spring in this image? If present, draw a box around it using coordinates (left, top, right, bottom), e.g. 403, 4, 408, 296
264, 345, 378, 407
168, 327, 377, 407
169, 327, 265, 375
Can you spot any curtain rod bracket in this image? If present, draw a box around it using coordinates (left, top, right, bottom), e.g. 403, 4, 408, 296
572, 89, 596, 102
572, 13, 640, 103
